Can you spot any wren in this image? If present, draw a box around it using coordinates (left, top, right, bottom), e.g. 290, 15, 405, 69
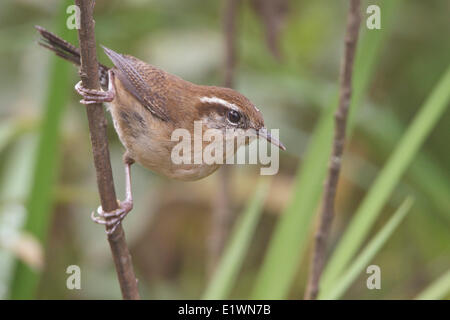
35, 26, 285, 233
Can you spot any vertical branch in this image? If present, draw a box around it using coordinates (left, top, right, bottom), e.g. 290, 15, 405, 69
223, 0, 240, 88
304, 0, 361, 300
208, 0, 241, 276
74, 0, 140, 299
251, 0, 289, 61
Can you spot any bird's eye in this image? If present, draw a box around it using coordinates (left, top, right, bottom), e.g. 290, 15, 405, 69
227, 110, 241, 124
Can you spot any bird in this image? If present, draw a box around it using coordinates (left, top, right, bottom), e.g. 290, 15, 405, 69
35, 26, 285, 234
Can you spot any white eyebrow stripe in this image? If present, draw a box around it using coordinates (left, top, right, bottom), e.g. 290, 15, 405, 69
199, 96, 240, 112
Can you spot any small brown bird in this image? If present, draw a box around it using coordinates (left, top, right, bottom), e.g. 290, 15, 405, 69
35, 26, 285, 233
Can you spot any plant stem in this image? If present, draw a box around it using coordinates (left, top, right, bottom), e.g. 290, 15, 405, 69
208, 0, 241, 276
304, 0, 361, 300
75, 0, 140, 300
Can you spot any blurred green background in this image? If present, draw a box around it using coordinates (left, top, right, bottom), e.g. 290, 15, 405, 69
0, 0, 449, 299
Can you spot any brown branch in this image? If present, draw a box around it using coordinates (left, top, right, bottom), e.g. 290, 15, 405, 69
208, 0, 241, 276
251, 0, 289, 61
223, 0, 240, 88
304, 0, 361, 300
75, 0, 140, 300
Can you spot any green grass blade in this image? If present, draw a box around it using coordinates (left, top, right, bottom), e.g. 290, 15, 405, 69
360, 109, 450, 220
0, 121, 20, 154
0, 118, 36, 158
415, 269, 450, 300
9, 0, 75, 299
321, 197, 414, 300
251, 105, 332, 299
0, 135, 37, 299
320, 64, 450, 293
203, 180, 269, 299
251, 0, 402, 299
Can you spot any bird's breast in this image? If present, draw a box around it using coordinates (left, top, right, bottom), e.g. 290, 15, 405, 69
107, 101, 221, 181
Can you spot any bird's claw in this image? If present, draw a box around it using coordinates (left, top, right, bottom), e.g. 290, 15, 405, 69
91, 200, 133, 235
75, 81, 114, 105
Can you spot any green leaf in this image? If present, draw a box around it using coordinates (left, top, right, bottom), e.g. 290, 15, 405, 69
359, 108, 450, 220
0, 135, 37, 299
321, 197, 414, 300
9, 0, 76, 299
0, 118, 35, 155
415, 269, 450, 300
320, 64, 450, 293
251, 0, 402, 299
203, 180, 269, 299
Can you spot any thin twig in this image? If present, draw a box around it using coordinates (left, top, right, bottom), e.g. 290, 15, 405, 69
75, 0, 140, 300
304, 0, 361, 300
251, 0, 288, 61
208, 0, 241, 276
223, 0, 240, 89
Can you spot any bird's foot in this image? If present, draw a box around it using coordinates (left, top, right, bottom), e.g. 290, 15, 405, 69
75, 81, 115, 105
91, 200, 133, 235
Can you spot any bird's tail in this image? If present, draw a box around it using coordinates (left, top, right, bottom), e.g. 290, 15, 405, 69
35, 25, 109, 89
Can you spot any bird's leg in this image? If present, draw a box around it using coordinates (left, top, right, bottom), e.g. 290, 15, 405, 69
75, 69, 116, 105
91, 155, 135, 235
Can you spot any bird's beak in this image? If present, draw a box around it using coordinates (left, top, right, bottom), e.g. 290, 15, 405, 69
258, 127, 286, 151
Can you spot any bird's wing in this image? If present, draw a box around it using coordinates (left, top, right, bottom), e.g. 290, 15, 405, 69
102, 46, 170, 121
